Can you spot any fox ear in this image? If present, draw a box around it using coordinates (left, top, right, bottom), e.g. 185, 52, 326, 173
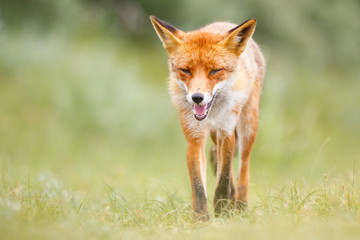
222, 18, 257, 55
150, 16, 183, 52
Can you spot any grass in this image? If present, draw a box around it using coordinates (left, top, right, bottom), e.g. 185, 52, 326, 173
1, 167, 359, 240
0, 17, 359, 239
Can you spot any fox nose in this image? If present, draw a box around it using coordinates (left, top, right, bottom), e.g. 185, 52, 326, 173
192, 93, 204, 104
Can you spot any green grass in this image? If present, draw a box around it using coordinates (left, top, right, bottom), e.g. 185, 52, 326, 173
0, 19, 359, 239
1, 167, 359, 240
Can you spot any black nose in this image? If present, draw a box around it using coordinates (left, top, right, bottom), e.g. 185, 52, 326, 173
192, 93, 204, 104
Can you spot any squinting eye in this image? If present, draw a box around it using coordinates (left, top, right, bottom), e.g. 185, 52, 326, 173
209, 69, 222, 75
179, 69, 191, 75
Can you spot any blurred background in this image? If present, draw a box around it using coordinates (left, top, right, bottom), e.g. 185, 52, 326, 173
0, 0, 359, 195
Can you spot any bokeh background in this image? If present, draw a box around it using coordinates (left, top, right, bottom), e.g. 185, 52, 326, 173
0, 0, 359, 202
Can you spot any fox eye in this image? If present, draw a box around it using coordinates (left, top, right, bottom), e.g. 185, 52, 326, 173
209, 69, 223, 75
179, 69, 191, 75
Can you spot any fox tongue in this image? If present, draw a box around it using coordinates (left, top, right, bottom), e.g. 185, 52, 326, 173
194, 104, 207, 116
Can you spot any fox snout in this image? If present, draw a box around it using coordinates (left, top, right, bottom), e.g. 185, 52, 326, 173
186, 91, 213, 105
186, 91, 215, 121
191, 93, 204, 104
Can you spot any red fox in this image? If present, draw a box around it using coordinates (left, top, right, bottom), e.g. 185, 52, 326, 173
150, 16, 265, 220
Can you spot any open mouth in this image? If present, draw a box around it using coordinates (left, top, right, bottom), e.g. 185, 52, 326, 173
192, 97, 215, 121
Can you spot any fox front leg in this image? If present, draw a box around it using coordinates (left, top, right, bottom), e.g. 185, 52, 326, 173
186, 136, 209, 221
213, 131, 236, 216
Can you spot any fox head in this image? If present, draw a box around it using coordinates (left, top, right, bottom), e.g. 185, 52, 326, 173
150, 16, 256, 121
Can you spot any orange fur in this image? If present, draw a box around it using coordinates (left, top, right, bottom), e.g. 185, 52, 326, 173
150, 16, 265, 219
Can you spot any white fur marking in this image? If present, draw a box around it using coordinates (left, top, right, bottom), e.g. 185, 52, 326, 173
175, 78, 188, 92
186, 93, 193, 104
212, 80, 227, 95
